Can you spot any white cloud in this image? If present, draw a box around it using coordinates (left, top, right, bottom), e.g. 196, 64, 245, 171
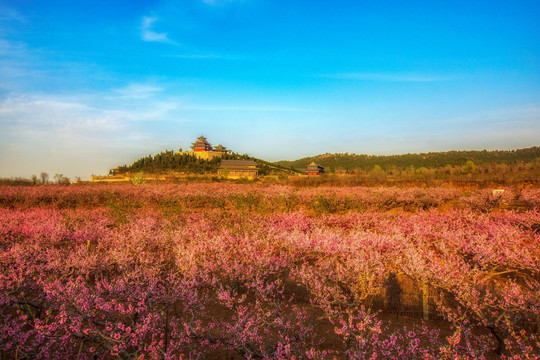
141, 16, 178, 45
0, 96, 125, 141
0, 89, 181, 180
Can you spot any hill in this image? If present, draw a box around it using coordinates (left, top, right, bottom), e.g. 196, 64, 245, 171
114, 150, 299, 176
275, 147, 540, 172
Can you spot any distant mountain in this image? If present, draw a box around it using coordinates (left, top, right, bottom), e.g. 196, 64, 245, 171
274, 147, 540, 172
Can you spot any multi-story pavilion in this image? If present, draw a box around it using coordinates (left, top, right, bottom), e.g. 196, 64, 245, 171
191, 136, 213, 152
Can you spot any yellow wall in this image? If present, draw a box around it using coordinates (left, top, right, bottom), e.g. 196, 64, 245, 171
217, 169, 258, 179
180, 151, 225, 160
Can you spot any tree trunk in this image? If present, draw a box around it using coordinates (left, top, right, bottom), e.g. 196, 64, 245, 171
422, 281, 429, 321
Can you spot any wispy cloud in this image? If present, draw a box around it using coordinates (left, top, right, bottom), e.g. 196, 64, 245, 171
201, 0, 245, 6
0, 6, 26, 22
112, 83, 164, 99
0, 38, 48, 92
1, 95, 126, 132
0, 37, 110, 94
322, 72, 453, 82
383, 104, 540, 153
438, 105, 540, 128
181, 105, 314, 112
166, 53, 244, 60
141, 16, 178, 45
0, 38, 26, 54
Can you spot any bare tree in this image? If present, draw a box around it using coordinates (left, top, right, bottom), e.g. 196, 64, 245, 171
54, 173, 70, 185
40, 172, 49, 185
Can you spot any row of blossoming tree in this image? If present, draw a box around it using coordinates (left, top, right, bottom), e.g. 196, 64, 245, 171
0, 184, 539, 359
1, 184, 539, 212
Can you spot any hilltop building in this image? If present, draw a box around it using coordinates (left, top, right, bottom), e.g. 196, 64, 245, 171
182, 136, 229, 160
306, 162, 325, 176
191, 136, 213, 152
218, 160, 259, 179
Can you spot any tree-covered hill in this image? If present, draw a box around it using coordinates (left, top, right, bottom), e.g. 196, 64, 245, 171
275, 147, 540, 172
113, 150, 299, 176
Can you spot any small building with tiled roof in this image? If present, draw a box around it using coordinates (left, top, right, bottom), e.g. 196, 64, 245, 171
109, 166, 122, 175
306, 162, 324, 176
214, 144, 228, 153
218, 160, 259, 179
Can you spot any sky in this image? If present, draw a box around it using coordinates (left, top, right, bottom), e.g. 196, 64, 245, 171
0, 0, 539, 179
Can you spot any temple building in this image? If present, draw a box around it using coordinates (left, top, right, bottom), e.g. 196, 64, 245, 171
218, 160, 259, 179
306, 162, 325, 176
182, 136, 228, 160
191, 136, 213, 152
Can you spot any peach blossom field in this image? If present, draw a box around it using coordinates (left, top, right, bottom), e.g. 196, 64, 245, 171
1, 184, 539, 359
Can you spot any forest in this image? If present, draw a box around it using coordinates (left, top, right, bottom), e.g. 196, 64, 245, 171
276, 147, 540, 172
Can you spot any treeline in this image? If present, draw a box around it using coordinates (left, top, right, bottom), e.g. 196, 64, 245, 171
0, 177, 35, 186
276, 147, 540, 172
0, 173, 71, 186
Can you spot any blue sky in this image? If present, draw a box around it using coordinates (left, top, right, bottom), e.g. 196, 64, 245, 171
1, 0, 539, 179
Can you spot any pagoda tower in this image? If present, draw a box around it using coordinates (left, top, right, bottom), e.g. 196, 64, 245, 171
191, 136, 213, 152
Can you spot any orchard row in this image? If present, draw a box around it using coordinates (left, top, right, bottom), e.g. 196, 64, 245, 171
1, 184, 539, 213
